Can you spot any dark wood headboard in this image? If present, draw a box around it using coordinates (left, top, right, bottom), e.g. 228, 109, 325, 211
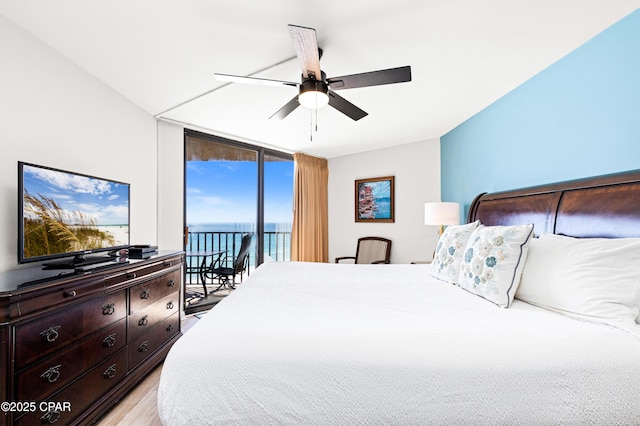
467, 169, 640, 238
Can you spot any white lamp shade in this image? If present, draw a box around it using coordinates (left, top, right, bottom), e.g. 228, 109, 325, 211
424, 202, 460, 226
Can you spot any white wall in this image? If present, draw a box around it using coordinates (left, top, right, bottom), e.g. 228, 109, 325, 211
0, 15, 157, 273
157, 121, 184, 250
328, 139, 441, 264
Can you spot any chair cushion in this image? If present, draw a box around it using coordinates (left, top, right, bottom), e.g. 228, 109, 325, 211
211, 267, 234, 274
357, 239, 389, 264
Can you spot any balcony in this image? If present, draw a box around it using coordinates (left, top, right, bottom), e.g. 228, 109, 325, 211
184, 230, 291, 313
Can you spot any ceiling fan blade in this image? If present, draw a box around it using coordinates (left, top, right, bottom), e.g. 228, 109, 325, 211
288, 24, 322, 80
215, 73, 298, 88
327, 65, 412, 90
327, 91, 368, 121
269, 96, 300, 120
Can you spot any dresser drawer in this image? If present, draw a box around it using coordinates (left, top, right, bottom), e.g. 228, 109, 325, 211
15, 348, 127, 426
13, 275, 105, 318
128, 292, 180, 343
105, 257, 181, 288
129, 313, 180, 370
129, 269, 180, 314
14, 290, 126, 370
15, 318, 126, 403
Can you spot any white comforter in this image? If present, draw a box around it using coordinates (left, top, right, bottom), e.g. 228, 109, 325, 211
158, 262, 640, 425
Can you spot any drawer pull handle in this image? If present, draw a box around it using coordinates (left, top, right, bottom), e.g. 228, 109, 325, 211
40, 364, 62, 383
103, 364, 118, 379
127, 272, 137, 279
168, 279, 175, 288
138, 315, 149, 327
138, 341, 149, 352
163, 261, 172, 267
166, 301, 174, 310
140, 289, 151, 299
40, 410, 60, 424
166, 323, 175, 332
64, 290, 77, 298
102, 303, 115, 315
39, 326, 61, 343
103, 333, 117, 347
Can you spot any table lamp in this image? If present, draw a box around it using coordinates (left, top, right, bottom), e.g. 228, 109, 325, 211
424, 202, 460, 235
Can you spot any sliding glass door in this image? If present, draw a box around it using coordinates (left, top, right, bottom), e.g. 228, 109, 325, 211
183, 130, 293, 313
264, 153, 294, 262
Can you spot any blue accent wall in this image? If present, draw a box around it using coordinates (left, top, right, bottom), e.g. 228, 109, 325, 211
441, 9, 640, 220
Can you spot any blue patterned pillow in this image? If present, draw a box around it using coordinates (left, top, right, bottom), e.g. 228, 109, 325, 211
429, 221, 480, 284
458, 224, 534, 308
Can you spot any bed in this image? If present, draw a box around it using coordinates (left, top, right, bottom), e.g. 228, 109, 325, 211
158, 170, 640, 425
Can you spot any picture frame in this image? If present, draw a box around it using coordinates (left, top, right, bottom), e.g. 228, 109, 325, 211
355, 176, 395, 223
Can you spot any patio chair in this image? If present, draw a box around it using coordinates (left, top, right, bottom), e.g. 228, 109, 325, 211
335, 236, 392, 264
205, 234, 253, 289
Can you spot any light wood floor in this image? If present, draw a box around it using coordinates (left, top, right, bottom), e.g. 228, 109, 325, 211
97, 315, 200, 425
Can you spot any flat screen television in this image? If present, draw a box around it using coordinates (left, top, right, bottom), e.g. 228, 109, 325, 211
18, 162, 130, 269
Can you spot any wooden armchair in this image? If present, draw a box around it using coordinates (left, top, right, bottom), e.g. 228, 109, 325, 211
335, 237, 392, 264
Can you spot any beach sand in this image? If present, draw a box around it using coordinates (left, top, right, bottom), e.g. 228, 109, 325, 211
98, 225, 129, 246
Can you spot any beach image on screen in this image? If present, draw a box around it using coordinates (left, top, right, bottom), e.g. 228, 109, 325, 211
22, 165, 129, 259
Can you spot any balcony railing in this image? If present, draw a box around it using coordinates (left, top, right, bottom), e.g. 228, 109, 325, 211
184, 230, 292, 286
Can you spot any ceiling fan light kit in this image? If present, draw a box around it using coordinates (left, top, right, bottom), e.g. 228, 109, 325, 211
215, 24, 412, 122
298, 80, 329, 109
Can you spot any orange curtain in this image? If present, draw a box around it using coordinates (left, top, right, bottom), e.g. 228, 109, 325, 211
291, 153, 329, 262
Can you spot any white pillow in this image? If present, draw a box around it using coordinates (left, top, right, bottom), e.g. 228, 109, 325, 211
429, 221, 480, 284
517, 233, 640, 332
458, 224, 534, 308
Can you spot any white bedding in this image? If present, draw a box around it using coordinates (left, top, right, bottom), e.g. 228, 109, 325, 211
158, 262, 640, 425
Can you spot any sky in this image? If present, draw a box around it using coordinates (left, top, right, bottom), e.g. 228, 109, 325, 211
363, 179, 391, 200
22, 164, 129, 226
186, 159, 294, 225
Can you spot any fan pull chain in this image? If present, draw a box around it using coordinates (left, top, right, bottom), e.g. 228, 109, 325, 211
309, 102, 320, 142
315, 81, 319, 133
308, 80, 321, 142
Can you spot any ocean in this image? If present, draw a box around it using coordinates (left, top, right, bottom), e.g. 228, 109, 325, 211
187, 222, 292, 233
373, 197, 392, 219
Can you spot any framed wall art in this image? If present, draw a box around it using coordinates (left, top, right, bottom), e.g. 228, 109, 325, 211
355, 176, 394, 223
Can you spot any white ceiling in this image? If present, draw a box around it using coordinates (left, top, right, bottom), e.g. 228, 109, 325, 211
1, 1, 638, 158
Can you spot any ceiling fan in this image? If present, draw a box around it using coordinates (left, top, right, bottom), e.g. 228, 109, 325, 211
214, 24, 412, 121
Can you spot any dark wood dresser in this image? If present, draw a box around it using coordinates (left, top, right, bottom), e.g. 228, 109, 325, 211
0, 251, 184, 425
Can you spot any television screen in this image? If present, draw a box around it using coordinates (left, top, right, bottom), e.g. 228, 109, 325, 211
18, 162, 130, 266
